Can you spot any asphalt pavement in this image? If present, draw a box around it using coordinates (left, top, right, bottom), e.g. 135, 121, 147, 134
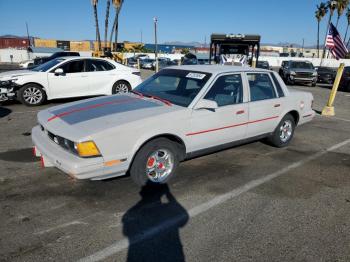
0, 70, 350, 262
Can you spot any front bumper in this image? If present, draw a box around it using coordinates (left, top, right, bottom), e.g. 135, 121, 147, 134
31, 126, 128, 180
0, 81, 19, 101
290, 76, 317, 83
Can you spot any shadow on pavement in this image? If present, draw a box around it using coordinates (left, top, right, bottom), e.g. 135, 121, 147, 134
0, 107, 12, 118
0, 148, 37, 163
122, 181, 189, 262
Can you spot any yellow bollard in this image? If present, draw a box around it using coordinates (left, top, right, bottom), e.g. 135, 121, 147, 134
251, 60, 256, 68
321, 63, 345, 116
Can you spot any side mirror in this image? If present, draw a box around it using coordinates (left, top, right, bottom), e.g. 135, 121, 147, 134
54, 68, 64, 76
194, 99, 218, 111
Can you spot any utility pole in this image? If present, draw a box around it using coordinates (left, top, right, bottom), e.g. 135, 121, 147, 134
25, 22, 31, 59
154, 17, 158, 72
25, 22, 31, 47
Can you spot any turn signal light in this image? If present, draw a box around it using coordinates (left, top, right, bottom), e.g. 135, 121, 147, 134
75, 141, 101, 157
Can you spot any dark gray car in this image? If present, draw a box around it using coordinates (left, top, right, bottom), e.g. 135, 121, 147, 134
279, 60, 317, 86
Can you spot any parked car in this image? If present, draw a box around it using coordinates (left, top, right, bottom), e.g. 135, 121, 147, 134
315, 66, 336, 84
33, 51, 80, 66
339, 66, 350, 92
158, 59, 177, 70
127, 57, 138, 68
257, 60, 270, 70
19, 59, 35, 69
0, 57, 142, 106
32, 65, 314, 186
279, 60, 317, 86
140, 58, 155, 70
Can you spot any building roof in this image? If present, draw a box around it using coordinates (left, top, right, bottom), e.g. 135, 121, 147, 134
28, 47, 63, 53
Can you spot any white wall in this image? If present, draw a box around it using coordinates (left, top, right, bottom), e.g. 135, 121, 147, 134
260, 56, 350, 68
0, 49, 31, 63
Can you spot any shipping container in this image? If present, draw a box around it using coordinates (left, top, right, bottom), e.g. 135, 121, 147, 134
70, 41, 91, 51
0, 37, 29, 49
34, 39, 57, 48
56, 40, 70, 51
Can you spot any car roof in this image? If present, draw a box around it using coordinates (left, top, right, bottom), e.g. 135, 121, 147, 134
167, 65, 271, 74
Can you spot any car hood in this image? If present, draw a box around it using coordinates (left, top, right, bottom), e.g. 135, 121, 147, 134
38, 94, 184, 141
0, 70, 38, 80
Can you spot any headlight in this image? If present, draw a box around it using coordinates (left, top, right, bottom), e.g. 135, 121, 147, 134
290, 71, 296, 75
0, 79, 18, 86
74, 141, 101, 157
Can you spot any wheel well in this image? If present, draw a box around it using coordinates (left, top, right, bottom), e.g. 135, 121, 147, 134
134, 134, 186, 162
287, 110, 299, 125
16, 82, 46, 92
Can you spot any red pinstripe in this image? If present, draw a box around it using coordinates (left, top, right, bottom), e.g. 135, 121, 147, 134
186, 116, 279, 136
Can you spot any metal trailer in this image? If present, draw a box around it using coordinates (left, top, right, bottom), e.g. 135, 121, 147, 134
209, 34, 261, 67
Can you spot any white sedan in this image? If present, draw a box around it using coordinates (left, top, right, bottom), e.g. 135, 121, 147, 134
0, 57, 142, 106
32, 65, 315, 186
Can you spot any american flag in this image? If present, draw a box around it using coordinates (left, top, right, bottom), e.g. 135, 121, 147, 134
326, 23, 348, 60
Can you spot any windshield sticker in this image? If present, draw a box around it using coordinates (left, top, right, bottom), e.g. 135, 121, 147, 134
186, 72, 206, 80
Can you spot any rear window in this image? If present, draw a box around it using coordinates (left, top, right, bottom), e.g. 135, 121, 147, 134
270, 73, 285, 97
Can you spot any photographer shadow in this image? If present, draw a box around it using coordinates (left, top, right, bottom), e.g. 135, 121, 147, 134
122, 181, 189, 262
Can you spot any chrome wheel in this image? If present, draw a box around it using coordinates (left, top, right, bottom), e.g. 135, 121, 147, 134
279, 120, 293, 142
114, 83, 129, 94
23, 87, 43, 105
146, 149, 174, 183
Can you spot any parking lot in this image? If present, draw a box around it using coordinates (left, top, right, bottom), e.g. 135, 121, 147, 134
1, 70, 350, 261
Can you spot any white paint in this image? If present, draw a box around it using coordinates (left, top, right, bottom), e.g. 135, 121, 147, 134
78, 137, 350, 262
34, 221, 88, 235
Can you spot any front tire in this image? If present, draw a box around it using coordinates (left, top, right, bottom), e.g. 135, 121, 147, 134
266, 114, 295, 148
112, 80, 131, 94
18, 84, 46, 106
130, 138, 180, 186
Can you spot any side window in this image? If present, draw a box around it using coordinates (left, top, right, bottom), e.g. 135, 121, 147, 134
60, 60, 85, 73
247, 73, 277, 102
204, 74, 243, 107
270, 73, 285, 97
86, 60, 115, 71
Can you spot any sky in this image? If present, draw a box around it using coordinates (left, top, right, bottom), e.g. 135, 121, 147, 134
0, 0, 349, 46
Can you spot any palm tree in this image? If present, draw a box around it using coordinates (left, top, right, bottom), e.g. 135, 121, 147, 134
322, 1, 336, 58
92, 0, 101, 51
109, 0, 124, 51
344, 8, 350, 41
104, 0, 111, 50
316, 3, 328, 58
335, 0, 349, 28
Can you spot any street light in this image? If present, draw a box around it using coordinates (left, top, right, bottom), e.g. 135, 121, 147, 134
154, 17, 158, 72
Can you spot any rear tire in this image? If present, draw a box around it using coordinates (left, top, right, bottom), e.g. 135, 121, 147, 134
266, 114, 295, 148
18, 84, 46, 106
112, 81, 131, 94
130, 138, 180, 186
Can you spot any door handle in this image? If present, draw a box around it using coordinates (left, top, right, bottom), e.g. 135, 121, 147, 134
274, 104, 281, 108
236, 110, 245, 115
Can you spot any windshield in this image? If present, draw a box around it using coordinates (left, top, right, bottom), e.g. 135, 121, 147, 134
134, 69, 212, 107
290, 61, 314, 69
31, 58, 66, 72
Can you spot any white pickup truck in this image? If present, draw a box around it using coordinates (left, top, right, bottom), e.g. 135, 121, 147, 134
32, 65, 315, 186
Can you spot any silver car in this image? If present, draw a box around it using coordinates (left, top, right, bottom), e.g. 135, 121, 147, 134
32, 65, 315, 186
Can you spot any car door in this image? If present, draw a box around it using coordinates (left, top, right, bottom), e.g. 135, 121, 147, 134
188, 73, 249, 152
246, 72, 283, 138
85, 59, 116, 95
47, 59, 92, 98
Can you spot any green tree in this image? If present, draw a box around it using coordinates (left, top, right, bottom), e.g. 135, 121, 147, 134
344, 8, 350, 41
336, 0, 350, 27
91, 0, 101, 51
181, 48, 190, 55
322, 1, 336, 58
316, 3, 328, 58
109, 0, 124, 51
104, 0, 111, 50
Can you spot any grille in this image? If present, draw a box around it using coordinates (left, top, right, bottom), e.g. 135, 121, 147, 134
295, 72, 313, 78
